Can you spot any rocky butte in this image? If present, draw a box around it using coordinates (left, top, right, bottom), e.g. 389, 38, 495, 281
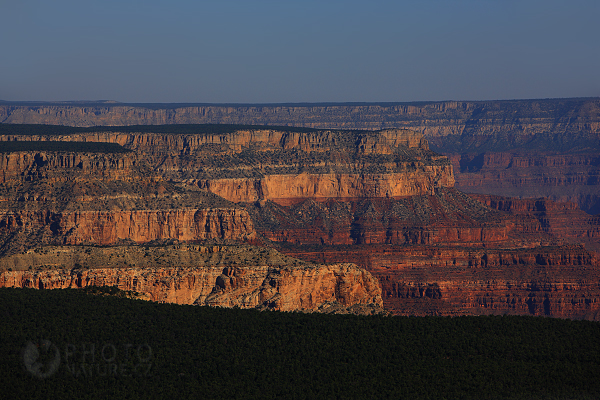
0, 123, 599, 319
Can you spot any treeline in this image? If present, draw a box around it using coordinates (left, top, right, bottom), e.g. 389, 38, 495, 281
0, 141, 131, 153
1, 287, 599, 399
0, 123, 322, 136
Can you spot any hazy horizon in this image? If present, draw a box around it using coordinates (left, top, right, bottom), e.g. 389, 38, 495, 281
2, 96, 599, 107
2, 0, 599, 103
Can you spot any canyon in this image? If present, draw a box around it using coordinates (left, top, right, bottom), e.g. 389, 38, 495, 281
0, 120, 599, 319
3, 98, 599, 212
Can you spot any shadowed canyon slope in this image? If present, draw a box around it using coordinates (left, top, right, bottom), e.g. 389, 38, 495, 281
3, 98, 599, 212
0, 124, 599, 318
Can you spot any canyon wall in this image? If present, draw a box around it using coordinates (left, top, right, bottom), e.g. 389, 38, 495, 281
4, 98, 598, 212
449, 152, 600, 214
470, 194, 600, 253
245, 188, 521, 247
0, 127, 428, 153
1, 122, 600, 319
0, 245, 383, 312
197, 169, 454, 204
2, 99, 599, 135
238, 185, 600, 320
284, 244, 600, 320
0, 149, 257, 255
0, 127, 455, 204
0, 208, 256, 245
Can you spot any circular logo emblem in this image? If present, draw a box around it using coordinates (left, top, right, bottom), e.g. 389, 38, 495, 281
22, 340, 61, 379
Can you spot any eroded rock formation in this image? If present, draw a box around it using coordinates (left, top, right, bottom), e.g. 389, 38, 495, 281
1, 123, 600, 319
447, 152, 600, 214
283, 244, 600, 320
5, 98, 599, 211
0, 245, 383, 313
0, 127, 454, 203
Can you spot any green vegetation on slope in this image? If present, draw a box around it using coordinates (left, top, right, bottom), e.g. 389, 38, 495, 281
0, 141, 131, 153
1, 287, 599, 400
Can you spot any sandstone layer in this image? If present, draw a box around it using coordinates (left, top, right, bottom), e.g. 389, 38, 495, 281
0, 150, 256, 255
0, 245, 384, 313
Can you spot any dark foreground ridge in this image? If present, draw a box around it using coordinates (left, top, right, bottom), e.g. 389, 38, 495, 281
2, 287, 599, 400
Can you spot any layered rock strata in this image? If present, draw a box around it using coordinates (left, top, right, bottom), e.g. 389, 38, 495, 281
470, 194, 600, 253
0, 245, 384, 312
1, 124, 600, 319
245, 188, 524, 247
282, 244, 600, 320
447, 152, 600, 214
0, 127, 455, 203
242, 189, 600, 320
0, 150, 255, 255
2, 98, 599, 135
5, 98, 599, 212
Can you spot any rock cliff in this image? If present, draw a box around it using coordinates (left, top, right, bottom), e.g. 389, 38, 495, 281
4, 98, 598, 211
470, 194, 600, 253
0, 245, 384, 312
283, 244, 600, 320
241, 187, 600, 320
2, 99, 599, 135
245, 188, 520, 247
0, 127, 455, 204
0, 150, 256, 255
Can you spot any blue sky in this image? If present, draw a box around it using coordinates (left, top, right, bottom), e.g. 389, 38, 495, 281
1, 0, 599, 103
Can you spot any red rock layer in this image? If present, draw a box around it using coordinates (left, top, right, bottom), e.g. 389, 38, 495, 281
0, 129, 455, 203
283, 244, 600, 320
0, 208, 256, 245
244, 189, 600, 320
471, 194, 600, 253
0, 263, 383, 312
197, 168, 454, 204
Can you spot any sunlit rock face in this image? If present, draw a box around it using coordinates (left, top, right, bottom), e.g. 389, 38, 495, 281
0, 245, 384, 313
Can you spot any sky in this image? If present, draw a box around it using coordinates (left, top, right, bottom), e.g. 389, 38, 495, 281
1, 0, 599, 104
